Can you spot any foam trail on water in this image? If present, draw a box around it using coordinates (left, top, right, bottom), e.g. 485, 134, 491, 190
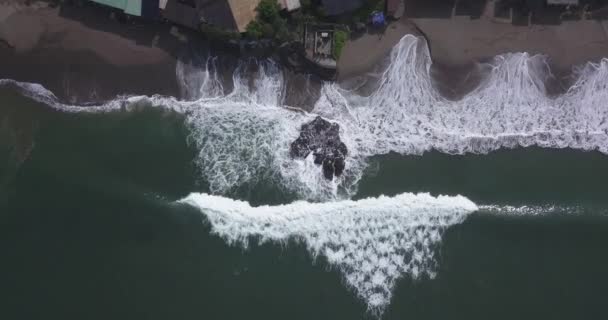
0, 78, 174, 113
179, 192, 477, 313
478, 204, 608, 216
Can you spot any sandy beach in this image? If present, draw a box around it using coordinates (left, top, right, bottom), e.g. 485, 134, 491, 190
0, 0, 188, 102
337, 19, 420, 81
413, 17, 608, 72
2, 0, 608, 103
338, 1, 608, 94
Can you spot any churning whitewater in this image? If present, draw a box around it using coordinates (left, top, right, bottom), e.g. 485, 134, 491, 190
181, 34, 608, 200
4, 33, 608, 316
4, 34, 607, 200
179, 192, 478, 313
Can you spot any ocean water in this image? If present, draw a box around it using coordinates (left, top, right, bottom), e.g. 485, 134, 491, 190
2, 35, 608, 319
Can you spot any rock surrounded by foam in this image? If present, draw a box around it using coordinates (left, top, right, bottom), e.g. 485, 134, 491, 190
179, 192, 477, 312
290, 116, 348, 180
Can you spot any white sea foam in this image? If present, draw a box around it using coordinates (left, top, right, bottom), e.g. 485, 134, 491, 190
176, 56, 224, 100
177, 35, 608, 199
3, 34, 608, 199
177, 60, 345, 199
179, 192, 477, 312
479, 204, 590, 216
5, 37, 605, 313
0, 78, 162, 113
314, 35, 608, 159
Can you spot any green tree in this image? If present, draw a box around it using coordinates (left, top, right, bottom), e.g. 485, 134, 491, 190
333, 30, 348, 60
272, 18, 289, 40
247, 0, 295, 42
246, 20, 264, 39
262, 23, 275, 38
256, 0, 280, 23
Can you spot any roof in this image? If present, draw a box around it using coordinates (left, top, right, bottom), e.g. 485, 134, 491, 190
226, 0, 261, 32
141, 0, 160, 18
90, 0, 142, 16
162, 0, 200, 28
279, 0, 301, 11
547, 0, 578, 4
91, 0, 126, 10
162, 0, 238, 31
321, 0, 363, 15
124, 0, 142, 15
199, 0, 239, 30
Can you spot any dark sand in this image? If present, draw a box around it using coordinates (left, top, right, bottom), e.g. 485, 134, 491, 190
337, 19, 420, 81
409, 0, 608, 86
1, 46, 180, 103
338, 1, 608, 97
2, 0, 608, 104
0, 1, 190, 102
414, 17, 608, 73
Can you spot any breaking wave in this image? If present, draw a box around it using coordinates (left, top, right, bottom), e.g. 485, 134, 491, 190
179, 35, 608, 199
179, 192, 477, 313
3, 34, 608, 200
314, 35, 608, 160
176, 59, 339, 199
5, 34, 608, 316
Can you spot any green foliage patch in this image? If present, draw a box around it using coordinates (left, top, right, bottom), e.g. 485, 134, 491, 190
332, 29, 348, 60
246, 0, 290, 41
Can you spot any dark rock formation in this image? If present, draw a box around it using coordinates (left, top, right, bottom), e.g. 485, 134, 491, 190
290, 116, 348, 180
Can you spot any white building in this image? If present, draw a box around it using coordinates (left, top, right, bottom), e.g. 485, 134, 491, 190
278, 0, 301, 12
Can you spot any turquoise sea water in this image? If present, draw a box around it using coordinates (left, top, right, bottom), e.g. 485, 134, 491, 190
1, 88, 608, 320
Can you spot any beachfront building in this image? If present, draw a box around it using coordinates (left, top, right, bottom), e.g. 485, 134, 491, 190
89, 0, 141, 16
303, 24, 338, 70
278, 0, 301, 12
88, 0, 160, 18
221, 0, 301, 31
87, 0, 303, 33
161, 0, 301, 33
161, 0, 244, 31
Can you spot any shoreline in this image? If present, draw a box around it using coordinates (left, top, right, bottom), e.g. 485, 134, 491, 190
0, 1, 185, 102
0, 46, 180, 103
1, 1, 608, 105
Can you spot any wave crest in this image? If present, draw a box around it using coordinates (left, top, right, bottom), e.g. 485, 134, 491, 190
179, 192, 477, 313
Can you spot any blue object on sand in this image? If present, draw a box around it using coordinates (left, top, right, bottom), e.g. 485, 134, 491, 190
371, 11, 385, 26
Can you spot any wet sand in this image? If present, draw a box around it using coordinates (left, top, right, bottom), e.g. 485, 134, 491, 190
1, 47, 179, 103
0, 1, 187, 102
337, 19, 420, 81
2, 0, 608, 104
414, 17, 608, 73
337, 1, 608, 96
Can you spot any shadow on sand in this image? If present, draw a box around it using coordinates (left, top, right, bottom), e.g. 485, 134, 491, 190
405, 0, 608, 26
